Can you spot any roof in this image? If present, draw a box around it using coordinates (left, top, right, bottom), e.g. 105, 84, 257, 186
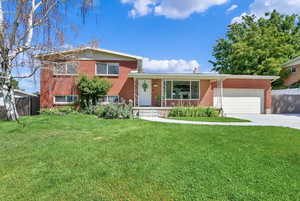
35, 47, 143, 61
128, 72, 279, 80
14, 89, 38, 97
272, 88, 300, 95
282, 56, 300, 68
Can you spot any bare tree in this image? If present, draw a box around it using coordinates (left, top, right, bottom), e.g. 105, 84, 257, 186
0, 0, 96, 120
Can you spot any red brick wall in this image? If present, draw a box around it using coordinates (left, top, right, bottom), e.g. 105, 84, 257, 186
284, 65, 300, 86
40, 60, 137, 108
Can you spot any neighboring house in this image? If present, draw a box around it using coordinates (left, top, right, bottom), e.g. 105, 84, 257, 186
37, 47, 278, 114
0, 89, 37, 106
0, 89, 39, 120
282, 56, 300, 86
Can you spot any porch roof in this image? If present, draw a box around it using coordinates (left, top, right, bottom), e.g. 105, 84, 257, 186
128, 72, 279, 81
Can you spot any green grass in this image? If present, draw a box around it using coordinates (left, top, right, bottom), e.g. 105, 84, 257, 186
0, 114, 300, 201
167, 116, 251, 122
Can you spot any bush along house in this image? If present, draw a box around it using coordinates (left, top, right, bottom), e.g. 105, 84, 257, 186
37, 47, 278, 116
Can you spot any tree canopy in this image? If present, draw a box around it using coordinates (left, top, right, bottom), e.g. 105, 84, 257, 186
210, 10, 300, 77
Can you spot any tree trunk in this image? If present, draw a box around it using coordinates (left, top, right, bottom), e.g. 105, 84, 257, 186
1, 74, 19, 121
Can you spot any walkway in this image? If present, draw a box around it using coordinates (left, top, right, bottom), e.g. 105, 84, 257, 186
141, 114, 300, 130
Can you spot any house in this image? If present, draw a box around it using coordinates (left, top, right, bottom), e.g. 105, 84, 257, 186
37, 47, 278, 114
282, 56, 300, 86
0, 89, 37, 106
0, 89, 39, 120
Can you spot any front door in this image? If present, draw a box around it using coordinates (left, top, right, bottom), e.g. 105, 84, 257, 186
138, 80, 152, 106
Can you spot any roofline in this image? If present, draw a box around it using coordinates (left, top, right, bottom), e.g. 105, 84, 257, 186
35, 47, 143, 61
128, 72, 279, 80
14, 89, 38, 97
282, 56, 300, 68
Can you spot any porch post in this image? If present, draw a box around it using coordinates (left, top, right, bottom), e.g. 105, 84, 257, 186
133, 78, 136, 107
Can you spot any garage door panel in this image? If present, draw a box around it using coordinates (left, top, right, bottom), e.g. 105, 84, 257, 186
214, 88, 264, 114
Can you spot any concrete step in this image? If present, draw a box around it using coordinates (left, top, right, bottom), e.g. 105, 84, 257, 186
138, 110, 160, 117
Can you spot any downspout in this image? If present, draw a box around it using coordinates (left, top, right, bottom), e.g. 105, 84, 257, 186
220, 79, 224, 116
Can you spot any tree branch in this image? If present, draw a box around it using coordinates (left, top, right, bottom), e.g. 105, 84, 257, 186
12, 67, 39, 79
0, 0, 5, 50
9, 0, 57, 60
9, 1, 24, 49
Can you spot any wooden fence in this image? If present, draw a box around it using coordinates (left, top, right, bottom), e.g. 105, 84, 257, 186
0, 96, 40, 120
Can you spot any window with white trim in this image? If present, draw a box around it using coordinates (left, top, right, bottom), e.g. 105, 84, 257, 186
54, 63, 77, 75
96, 63, 119, 75
104, 96, 119, 103
164, 80, 200, 100
54, 95, 78, 104
291, 67, 297, 73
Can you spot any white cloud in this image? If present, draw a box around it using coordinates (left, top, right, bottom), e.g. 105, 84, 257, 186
142, 58, 200, 73
232, 0, 300, 23
121, 0, 156, 17
231, 12, 247, 23
250, 0, 300, 17
121, 0, 229, 19
226, 4, 238, 13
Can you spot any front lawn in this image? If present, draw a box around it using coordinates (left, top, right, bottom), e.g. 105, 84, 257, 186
167, 116, 251, 122
0, 114, 300, 201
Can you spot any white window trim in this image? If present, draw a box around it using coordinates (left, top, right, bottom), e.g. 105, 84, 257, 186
164, 80, 201, 100
53, 95, 78, 105
53, 62, 78, 76
95, 62, 120, 76
104, 95, 120, 103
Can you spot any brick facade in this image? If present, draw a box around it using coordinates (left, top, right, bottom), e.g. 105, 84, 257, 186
284, 65, 300, 86
40, 60, 137, 108
149, 79, 272, 113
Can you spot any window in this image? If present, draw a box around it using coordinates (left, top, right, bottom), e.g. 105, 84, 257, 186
96, 63, 119, 75
54, 63, 77, 75
54, 95, 78, 104
164, 80, 200, 100
291, 67, 297, 73
104, 96, 119, 103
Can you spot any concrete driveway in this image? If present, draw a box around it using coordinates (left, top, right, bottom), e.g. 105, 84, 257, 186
226, 114, 300, 130
141, 114, 300, 130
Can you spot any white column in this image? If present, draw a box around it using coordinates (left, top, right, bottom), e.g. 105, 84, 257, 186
133, 78, 136, 107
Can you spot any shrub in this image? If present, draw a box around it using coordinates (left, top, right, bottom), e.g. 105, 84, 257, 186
77, 74, 112, 109
168, 107, 220, 118
40, 106, 78, 115
82, 103, 133, 119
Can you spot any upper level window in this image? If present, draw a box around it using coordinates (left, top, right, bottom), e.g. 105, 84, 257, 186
96, 63, 119, 76
164, 80, 200, 100
291, 67, 297, 73
54, 63, 77, 75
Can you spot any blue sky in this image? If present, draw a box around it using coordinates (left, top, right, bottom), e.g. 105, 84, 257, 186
19, 0, 300, 92
64, 0, 252, 73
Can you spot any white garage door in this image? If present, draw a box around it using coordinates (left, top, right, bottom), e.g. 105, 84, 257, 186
214, 88, 264, 114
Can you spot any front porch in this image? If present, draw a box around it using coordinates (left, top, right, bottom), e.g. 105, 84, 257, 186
130, 73, 225, 109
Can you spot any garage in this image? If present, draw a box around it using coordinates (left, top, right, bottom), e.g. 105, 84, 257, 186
214, 88, 264, 114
